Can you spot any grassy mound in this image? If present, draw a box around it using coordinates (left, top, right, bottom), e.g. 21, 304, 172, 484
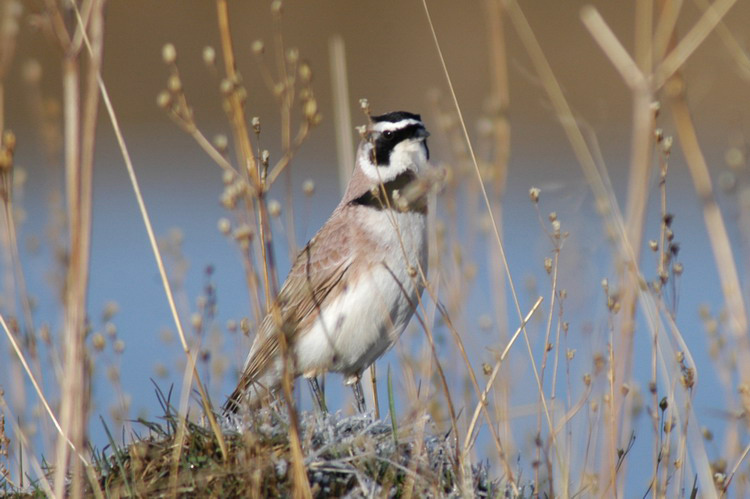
84, 392, 520, 497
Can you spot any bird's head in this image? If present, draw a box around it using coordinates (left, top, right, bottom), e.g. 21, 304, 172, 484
356, 111, 430, 183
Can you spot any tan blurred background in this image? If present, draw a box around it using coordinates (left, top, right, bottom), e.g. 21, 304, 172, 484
8, 0, 750, 174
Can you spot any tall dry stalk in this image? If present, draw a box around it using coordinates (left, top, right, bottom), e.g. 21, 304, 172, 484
46, 1, 105, 497
482, 0, 515, 465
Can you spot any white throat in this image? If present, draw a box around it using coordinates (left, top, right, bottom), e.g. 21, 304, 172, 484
358, 139, 428, 183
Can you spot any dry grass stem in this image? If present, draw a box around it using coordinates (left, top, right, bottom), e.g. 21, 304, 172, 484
654, 0, 739, 89
464, 296, 543, 453
329, 34, 355, 194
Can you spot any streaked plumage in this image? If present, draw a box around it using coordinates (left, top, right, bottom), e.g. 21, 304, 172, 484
224, 111, 430, 413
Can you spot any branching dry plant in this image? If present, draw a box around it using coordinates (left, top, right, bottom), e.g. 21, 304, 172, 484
0, 0, 749, 498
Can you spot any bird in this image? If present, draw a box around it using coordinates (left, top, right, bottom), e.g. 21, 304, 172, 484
223, 111, 431, 414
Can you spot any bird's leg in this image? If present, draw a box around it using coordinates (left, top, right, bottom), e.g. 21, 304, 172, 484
307, 376, 327, 413
351, 375, 366, 413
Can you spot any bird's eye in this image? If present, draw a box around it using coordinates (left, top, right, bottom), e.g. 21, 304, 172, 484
382, 130, 394, 139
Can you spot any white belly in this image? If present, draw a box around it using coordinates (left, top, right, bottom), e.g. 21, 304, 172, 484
294, 209, 427, 379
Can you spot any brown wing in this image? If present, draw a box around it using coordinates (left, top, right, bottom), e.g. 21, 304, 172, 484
223, 213, 355, 412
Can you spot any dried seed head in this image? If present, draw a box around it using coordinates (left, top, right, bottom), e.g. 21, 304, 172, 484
213, 134, 228, 153
649, 240, 658, 251
113, 339, 125, 354
359, 98, 370, 116
167, 74, 182, 93
548, 212, 557, 222
104, 322, 117, 338
235, 85, 247, 104
529, 186, 540, 203
286, 47, 299, 64
162, 43, 177, 64
304, 99, 318, 120
654, 128, 664, 142
251, 116, 261, 134
299, 62, 312, 82
261, 150, 270, 166
156, 91, 172, 110
407, 266, 417, 278
251, 40, 265, 55
482, 363, 492, 375
268, 199, 282, 218
724, 147, 745, 170
191, 313, 202, 330
218, 217, 231, 235
659, 396, 668, 411
202, 46, 216, 66
102, 301, 119, 321
544, 257, 552, 274
233, 224, 254, 243
714, 472, 727, 487
650, 100, 661, 117
673, 262, 683, 275
302, 179, 315, 196
271, 0, 282, 15
92, 333, 105, 352
220, 78, 234, 96
661, 136, 673, 154
240, 318, 251, 335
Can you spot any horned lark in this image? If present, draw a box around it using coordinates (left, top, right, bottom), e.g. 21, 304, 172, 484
224, 111, 430, 413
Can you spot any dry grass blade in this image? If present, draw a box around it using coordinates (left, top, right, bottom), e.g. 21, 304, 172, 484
464, 296, 543, 453
724, 440, 750, 494
654, 0, 739, 88
672, 96, 747, 324
328, 34, 354, 194
0, 395, 54, 498
580, 6, 647, 91
0, 313, 86, 465
670, 93, 749, 366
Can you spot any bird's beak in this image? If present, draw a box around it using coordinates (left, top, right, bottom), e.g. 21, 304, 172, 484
416, 127, 430, 139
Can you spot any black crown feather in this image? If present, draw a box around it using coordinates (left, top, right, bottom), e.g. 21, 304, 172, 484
371, 111, 422, 123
